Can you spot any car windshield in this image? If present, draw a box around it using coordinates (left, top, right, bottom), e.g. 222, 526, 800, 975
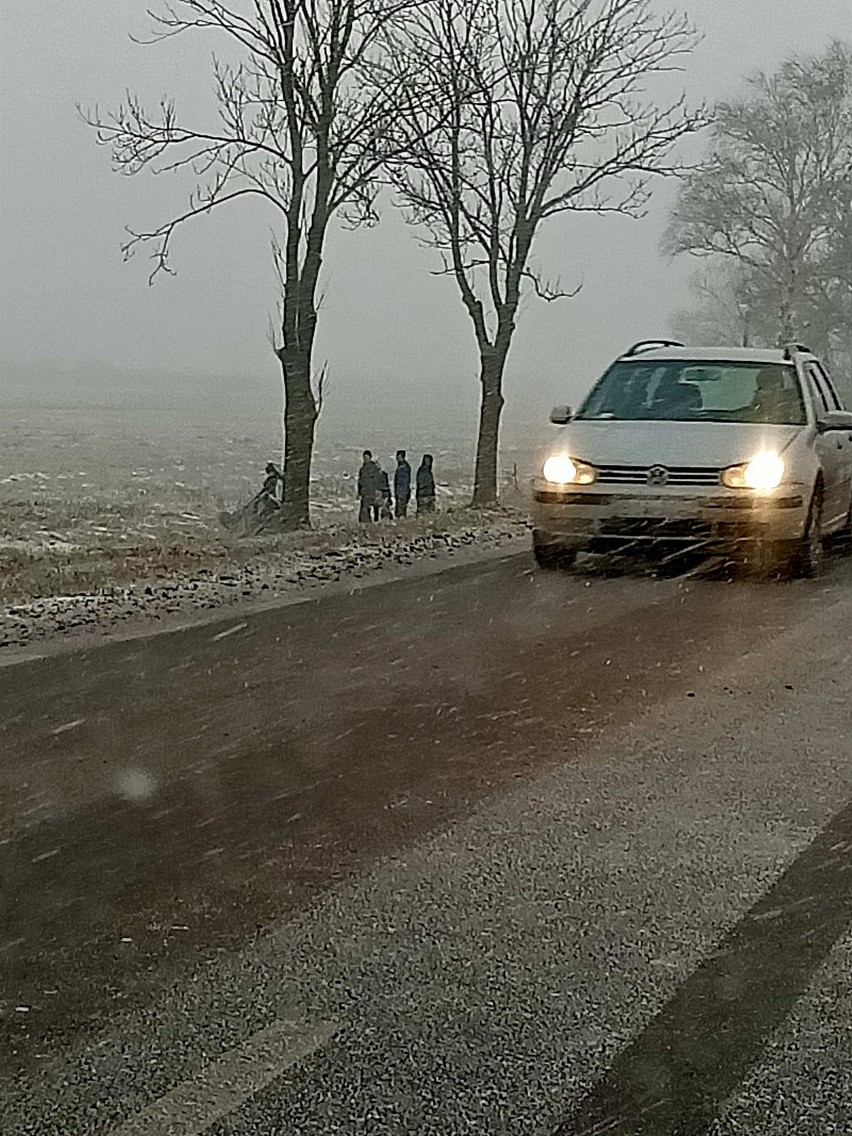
577, 360, 807, 425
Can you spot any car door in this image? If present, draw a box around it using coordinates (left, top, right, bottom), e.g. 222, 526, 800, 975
806, 362, 850, 530
819, 362, 852, 524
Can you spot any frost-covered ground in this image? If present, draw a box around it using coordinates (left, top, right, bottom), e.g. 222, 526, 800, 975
0, 404, 533, 652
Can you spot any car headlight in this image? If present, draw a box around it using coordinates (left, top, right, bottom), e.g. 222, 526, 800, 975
542, 454, 596, 485
722, 452, 785, 490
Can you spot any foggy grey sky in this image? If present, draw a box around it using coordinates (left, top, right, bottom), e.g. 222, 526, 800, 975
1, 0, 850, 434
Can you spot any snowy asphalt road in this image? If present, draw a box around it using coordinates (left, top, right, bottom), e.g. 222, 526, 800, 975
2, 550, 852, 1133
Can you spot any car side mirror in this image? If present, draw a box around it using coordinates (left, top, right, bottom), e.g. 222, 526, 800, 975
816, 410, 852, 433
550, 404, 574, 425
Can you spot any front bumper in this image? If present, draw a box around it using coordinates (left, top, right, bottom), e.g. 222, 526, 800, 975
531, 479, 808, 552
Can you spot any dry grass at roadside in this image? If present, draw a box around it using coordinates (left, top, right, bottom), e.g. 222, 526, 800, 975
0, 542, 222, 603
1, 501, 529, 604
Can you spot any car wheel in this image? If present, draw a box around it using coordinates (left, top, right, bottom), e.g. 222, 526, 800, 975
835, 495, 852, 553
533, 543, 577, 570
790, 484, 824, 578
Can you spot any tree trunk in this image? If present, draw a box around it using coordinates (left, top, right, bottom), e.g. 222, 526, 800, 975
471, 351, 507, 506
778, 297, 795, 345
275, 344, 318, 529
778, 263, 798, 344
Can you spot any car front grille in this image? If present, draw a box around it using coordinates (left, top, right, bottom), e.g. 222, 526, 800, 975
599, 518, 714, 540
596, 465, 720, 486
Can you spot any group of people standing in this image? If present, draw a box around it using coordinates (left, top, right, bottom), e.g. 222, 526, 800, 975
245, 452, 436, 525
357, 450, 435, 522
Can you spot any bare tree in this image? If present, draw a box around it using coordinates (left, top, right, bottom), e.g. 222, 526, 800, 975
85, 0, 405, 528
665, 41, 852, 348
670, 264, 757, 347
813, 185, 852, 387
670, 261, 788, 348
373, 0, 700, 504
672, 252, 852, 402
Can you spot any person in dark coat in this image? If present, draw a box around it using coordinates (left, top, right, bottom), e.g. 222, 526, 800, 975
416, 453, 436, 514
357, 450, 381, 522
394, 450, 411, 518
262, 462, 283, 499
251, 461, 283, 516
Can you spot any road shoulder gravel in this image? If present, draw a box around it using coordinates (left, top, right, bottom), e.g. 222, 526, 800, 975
0, 514, 528, 664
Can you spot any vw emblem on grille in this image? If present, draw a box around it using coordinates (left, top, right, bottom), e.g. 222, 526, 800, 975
647, 465, 669, 486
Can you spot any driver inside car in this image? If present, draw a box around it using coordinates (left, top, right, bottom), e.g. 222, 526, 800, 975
649, 370, 703, 418
749, 366, 800, 422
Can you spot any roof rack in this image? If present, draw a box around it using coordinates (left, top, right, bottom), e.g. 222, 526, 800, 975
782, 343, 813, 360
622, 339, 685, 357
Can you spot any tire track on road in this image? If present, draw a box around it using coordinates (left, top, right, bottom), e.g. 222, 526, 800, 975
555, 797, 852, 1135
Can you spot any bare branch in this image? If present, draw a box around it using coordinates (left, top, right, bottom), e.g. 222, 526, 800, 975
372, 0, 700, 343
313, 360, 330, 411
124, 186, 286, 283
521, 267, 582, 302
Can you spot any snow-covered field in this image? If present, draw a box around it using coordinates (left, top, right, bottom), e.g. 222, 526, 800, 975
0, 403, 534, 652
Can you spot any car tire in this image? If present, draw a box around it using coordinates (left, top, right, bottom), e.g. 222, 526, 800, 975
835, 495, 852, 554
790, 484, 824, 578
533, 543, 577, 570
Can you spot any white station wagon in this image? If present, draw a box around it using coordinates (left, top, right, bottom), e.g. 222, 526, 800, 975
532, 341, 852, 575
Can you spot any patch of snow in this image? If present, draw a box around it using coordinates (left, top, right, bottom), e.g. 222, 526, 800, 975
1, 538, 80, 554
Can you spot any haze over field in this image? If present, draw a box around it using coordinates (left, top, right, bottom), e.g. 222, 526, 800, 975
2, 0, 851, 441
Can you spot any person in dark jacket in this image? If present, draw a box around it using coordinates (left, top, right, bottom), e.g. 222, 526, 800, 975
416, 453, 436, 514
262, 462, 283, 498
251, 461, 283, 516
394, 450, 412, 518
357, 450, 381, 522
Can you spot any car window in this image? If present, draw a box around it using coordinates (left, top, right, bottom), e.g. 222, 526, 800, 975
576, 361, 807, 425
805, 368, 829, 412
810, 362, 843, 411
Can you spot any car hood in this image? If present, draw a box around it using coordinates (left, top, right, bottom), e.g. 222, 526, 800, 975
556, 420, 804, 468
